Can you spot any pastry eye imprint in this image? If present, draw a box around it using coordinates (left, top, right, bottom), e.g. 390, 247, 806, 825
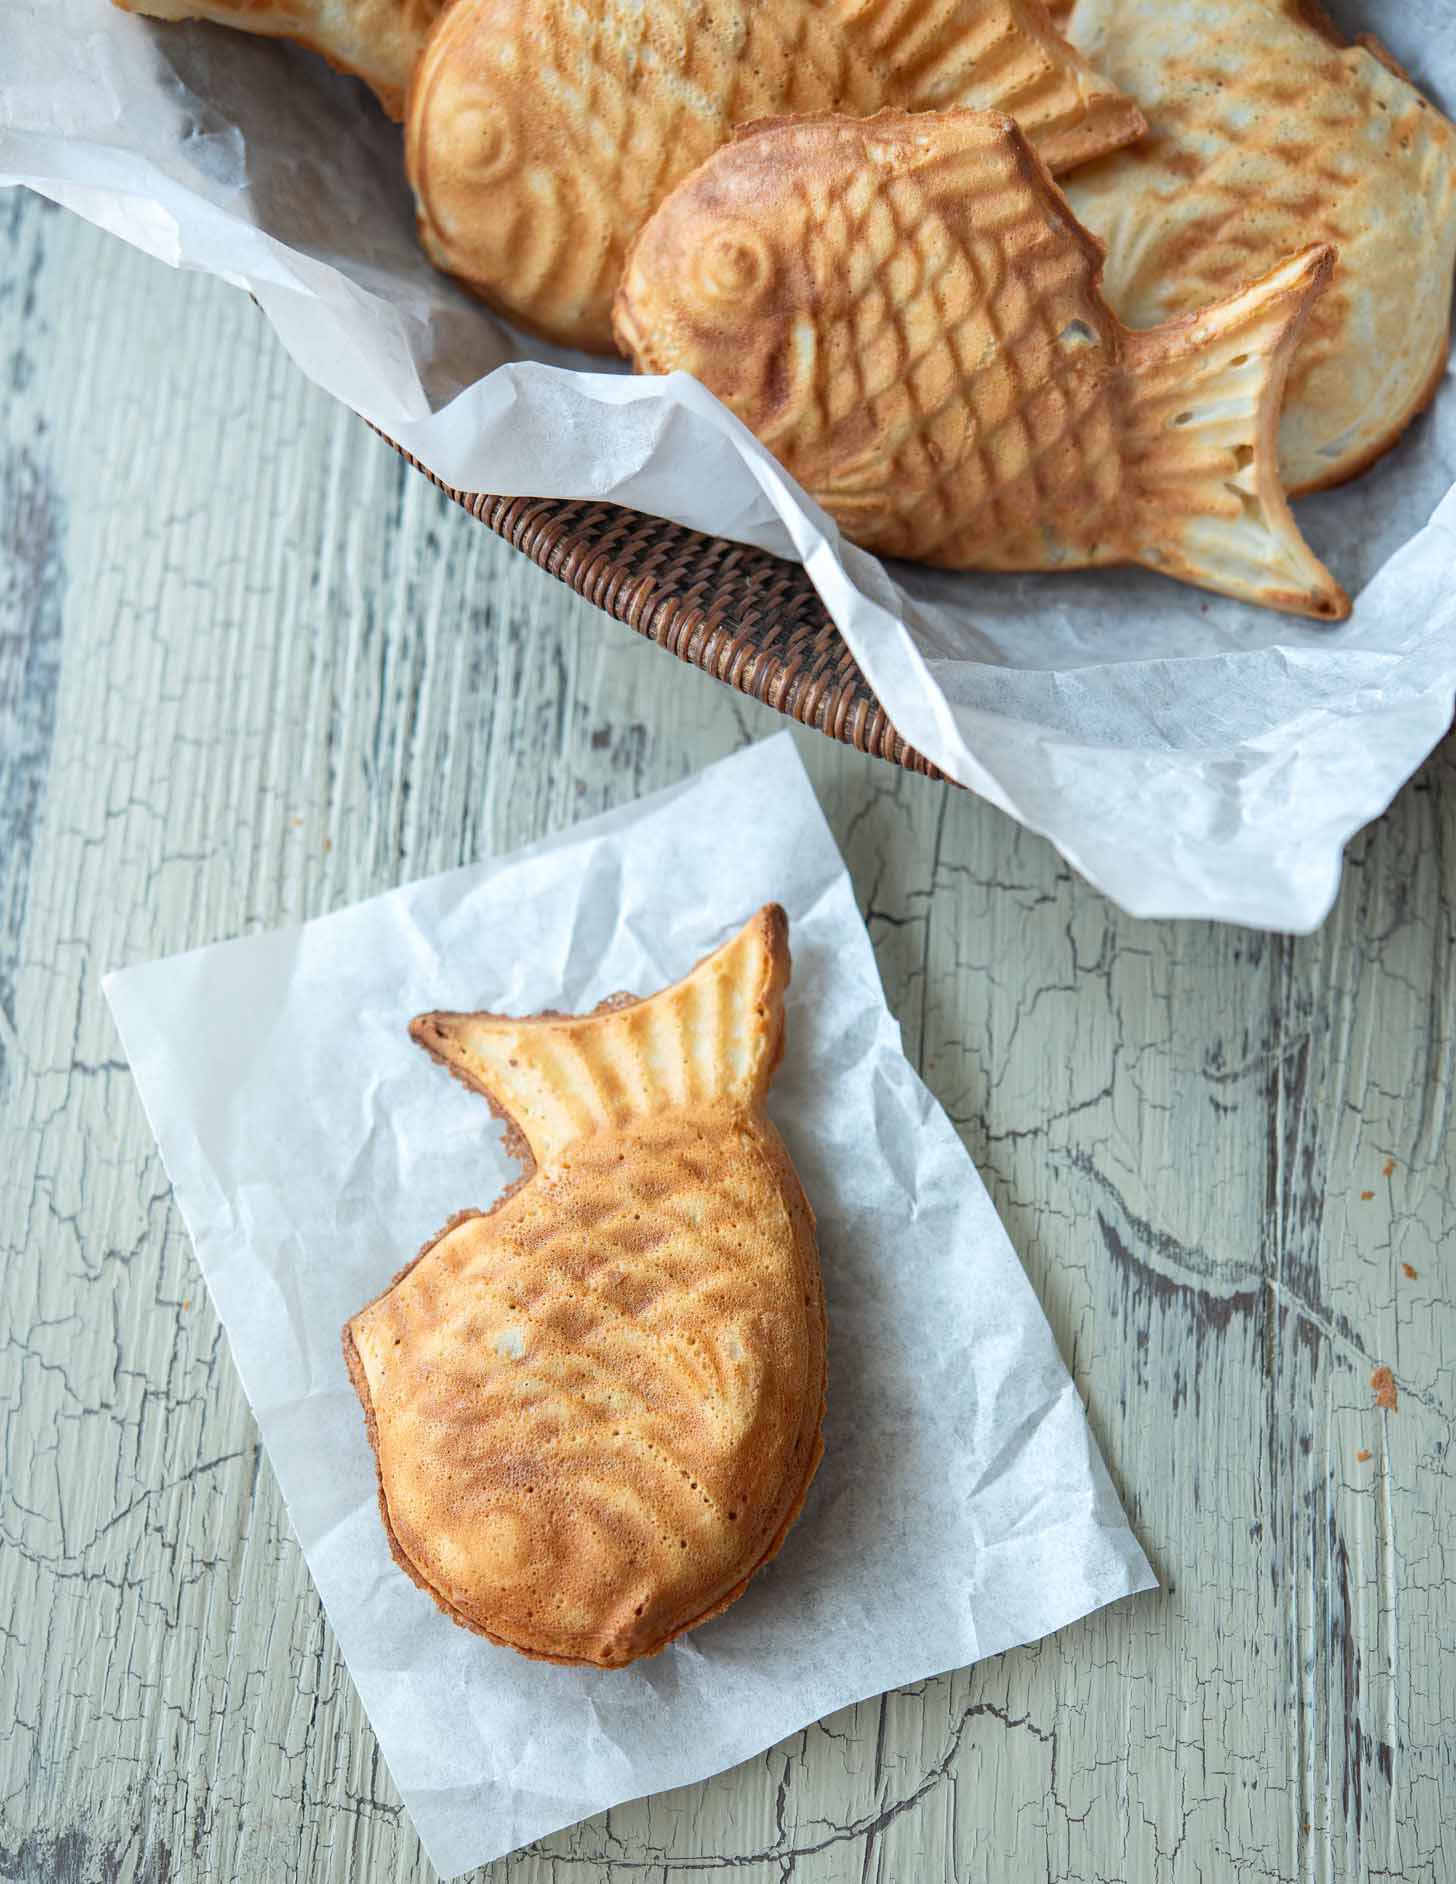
696, 226, 777, 307
343, 905, 828, 1670
453, 104, 515, 184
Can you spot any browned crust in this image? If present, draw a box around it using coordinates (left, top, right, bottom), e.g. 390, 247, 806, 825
1037, 95, 1146, 180
1050, 3, 1449, 496
1288, 0, 1349, 48
402, 4, 584, 351
1124, 241, 1349, 619
1286, 308, 1455, 497
345, 1175, 826, 1668
415, 215, 625, 354
1352, 32, 1414, 86
404, 0, 1143, 353
343, 1143, 825, 1669
1005, 0, 1148, 171
342, 1207, 491, 1626
623, 112, 1346, 619
409, 904, 789, 1111
368, 78, 406, 120
1278, 9, 1450, 494
343, 905, 822, 1667
1286, 0, 1412, 84
618, 108, 1106, 371
587, 1113, 826, 1658
408, 1014, 539, 1173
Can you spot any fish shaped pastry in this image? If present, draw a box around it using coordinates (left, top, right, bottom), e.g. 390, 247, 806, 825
615, 110, 1350, 620
343, 906, 827, 1668
112, 0, 447, 118
1054, 0, 1456, 494
406, 0, 1145, 352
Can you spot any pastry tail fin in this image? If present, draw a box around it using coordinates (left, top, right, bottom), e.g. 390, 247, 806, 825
832, 0, 1144, 172
411, 905, 791, 1166
1121, 243, 1350, 622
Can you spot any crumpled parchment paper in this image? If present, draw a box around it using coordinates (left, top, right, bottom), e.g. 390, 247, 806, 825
5, 0, 1451, 932
104, 735, 1155, 1876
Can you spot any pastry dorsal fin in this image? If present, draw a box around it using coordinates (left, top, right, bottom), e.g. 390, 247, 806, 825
411, 905, 791, 1168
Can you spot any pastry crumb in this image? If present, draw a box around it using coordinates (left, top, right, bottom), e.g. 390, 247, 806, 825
1370, 1365, 1398, 1412
1381, 1157, 1396, 1178
1360, 1189, 1374, 1201
1402, 1263, 1418, 1280
1355, 1449, 1372, 1464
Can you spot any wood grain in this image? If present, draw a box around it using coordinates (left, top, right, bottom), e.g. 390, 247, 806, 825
0, 184, 1452, 1883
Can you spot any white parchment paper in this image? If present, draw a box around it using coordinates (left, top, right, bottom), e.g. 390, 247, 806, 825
5, 0, 1453, 931
104, 736, 1154, 1877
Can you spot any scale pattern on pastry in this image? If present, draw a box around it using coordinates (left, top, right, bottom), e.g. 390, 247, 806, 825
344, 905, 827, 1669
1056, 0, 1456, 494
406, 0, 1145, 352
111, 0, 446, 117
615, 109, 1349, 620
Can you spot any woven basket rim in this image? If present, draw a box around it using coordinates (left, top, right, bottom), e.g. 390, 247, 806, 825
382, 433, 944, 780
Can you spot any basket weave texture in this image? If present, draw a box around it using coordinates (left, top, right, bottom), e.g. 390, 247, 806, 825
392, 443, 943, 777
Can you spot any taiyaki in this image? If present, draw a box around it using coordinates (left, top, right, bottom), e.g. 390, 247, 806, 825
405, 0, 1145, 352
343, 906, 827, 1668
111, 0, 447, 118
615, 110, 1350, 621
1055, 0, 1456, 494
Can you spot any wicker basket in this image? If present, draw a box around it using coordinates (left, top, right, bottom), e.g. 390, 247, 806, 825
392, 443, 943, 778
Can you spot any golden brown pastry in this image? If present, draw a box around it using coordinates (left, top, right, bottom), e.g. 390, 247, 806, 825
405, 0, 1145, 352
1055, 0, 1456, 494
111, 0, 446, 118
615, 110, 1350, 621
344, 905, 827, 1668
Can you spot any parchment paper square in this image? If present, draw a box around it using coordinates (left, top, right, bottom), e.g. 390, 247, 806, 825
107, 734, 1154, 1876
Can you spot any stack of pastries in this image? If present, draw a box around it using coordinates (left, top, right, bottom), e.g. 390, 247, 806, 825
116, 0, 1456, 616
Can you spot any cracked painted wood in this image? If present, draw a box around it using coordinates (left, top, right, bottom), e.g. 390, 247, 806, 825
1, 182, 1453, 1883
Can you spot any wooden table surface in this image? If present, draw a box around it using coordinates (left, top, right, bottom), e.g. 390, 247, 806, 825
3, 184, 1454, 1884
